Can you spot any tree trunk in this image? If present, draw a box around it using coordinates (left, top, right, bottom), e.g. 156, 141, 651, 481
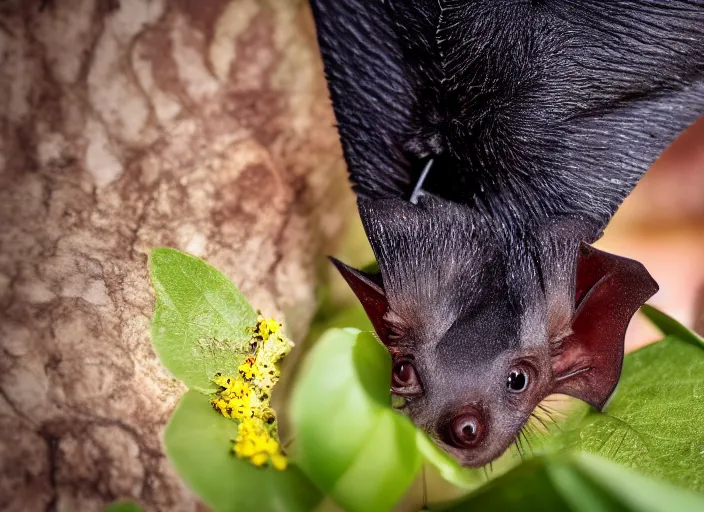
0, 1, 351, 510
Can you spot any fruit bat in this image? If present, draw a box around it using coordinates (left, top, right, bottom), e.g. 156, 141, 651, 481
309, 0, 704, 467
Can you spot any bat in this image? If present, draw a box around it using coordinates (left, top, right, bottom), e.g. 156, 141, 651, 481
309, 0, 704, 467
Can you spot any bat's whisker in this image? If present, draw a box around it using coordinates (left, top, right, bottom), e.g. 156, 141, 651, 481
532, 412, 551, 431
514, 438, 524, 460
520, 429, 534, 456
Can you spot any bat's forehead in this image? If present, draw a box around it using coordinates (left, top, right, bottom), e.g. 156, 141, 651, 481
362, 195, 557, 357
433, 294, 523, 369
393, 252, 554, 398
382, 245, 529, 352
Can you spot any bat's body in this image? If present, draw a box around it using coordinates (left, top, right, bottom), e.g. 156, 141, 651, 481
311, 0, 704, 466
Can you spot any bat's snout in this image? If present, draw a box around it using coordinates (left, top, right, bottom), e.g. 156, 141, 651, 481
439, 406, 486, 449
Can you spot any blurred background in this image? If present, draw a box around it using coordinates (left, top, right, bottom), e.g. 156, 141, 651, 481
597, 115, 704, 350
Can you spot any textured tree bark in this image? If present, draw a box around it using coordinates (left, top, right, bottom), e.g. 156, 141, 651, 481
0, 1, 351, 510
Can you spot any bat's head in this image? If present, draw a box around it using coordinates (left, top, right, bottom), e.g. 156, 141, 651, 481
331, 197, 657, 467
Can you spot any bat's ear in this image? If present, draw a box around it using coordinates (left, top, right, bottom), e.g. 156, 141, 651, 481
329, 257, 390, 343
551, 243, 658, 410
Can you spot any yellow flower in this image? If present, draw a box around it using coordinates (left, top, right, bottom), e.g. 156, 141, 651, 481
212, 398, 231, 418
210, 313, 292, 471
254, 374, 276, 394
270, 453, 287, 471
233, 418, 287, 470
257, 333, 293, 365
255, 314, 281, 341
215, 375, 249, 397
211, 375, 263, 420
238, 357, 260, 381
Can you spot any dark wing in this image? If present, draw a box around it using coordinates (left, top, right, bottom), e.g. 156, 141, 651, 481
549, 1, 704, 232
413, 0, 704, 232
312, 1, 704, 230
309, 0, 438, 199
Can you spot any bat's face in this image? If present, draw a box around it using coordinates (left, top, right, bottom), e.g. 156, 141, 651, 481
332, 198, 658, 467
383, 293, 556, 467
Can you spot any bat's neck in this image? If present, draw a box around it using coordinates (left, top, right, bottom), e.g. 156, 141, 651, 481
405, 154, 614, 243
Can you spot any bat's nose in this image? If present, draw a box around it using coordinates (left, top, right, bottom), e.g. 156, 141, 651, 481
440, 406, 486, 449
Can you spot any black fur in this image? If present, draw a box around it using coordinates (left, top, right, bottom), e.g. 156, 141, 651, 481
311, 0, 704, 232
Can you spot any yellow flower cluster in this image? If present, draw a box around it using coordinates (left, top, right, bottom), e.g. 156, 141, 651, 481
234, 418, 287, 471
211, 314, 293, 471
211, 374, 263, 421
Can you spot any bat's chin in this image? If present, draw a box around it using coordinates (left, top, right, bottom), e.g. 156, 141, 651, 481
408, 408, 531, 468
431, 434, 513, 468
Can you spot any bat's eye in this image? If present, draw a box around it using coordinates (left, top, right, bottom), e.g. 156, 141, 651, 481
507, 368, 529, 393
392, 360, 417, 386
391, 358, 422, 396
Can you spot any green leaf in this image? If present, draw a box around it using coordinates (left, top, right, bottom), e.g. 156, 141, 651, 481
436, 456, 572, 511
438, 452, 704, 512
415, 431, 487, 490
544, 336, 704, 491
573, 452, 704, 511
149, 248, 258, 393
290, 329, 422, 512
165, 390, 322, 512
640, 305, 704, 348
104, 502, 144, 512
305, 303, 373, 350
